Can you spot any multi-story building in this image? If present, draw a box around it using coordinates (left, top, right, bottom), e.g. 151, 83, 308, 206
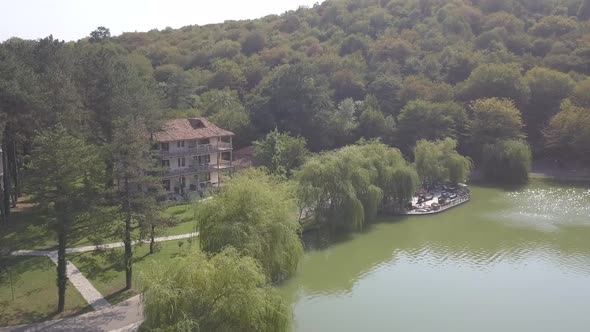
152, 118, 233, 198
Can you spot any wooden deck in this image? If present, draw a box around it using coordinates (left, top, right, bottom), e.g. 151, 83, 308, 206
403, 194, 470, 215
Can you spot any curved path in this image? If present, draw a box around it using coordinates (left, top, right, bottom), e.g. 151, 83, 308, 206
7, 232, 199, 331
0, 295, 143, 332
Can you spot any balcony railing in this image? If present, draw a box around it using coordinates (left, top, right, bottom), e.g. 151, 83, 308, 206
155, 142, 232, 158
163, 160, 232, 178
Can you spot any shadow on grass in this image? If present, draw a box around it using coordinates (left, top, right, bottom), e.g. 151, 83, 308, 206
104, 288, 137, 306
0, 292, 93, 327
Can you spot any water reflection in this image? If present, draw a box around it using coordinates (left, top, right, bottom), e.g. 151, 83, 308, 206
280, 180, 590, 332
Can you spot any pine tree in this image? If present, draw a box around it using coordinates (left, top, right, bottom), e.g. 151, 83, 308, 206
111, 118, 163, 290
25, 126, 102, 312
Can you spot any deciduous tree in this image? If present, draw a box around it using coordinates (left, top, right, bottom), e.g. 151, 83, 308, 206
482, 139, 532, 183
140, 247, 290, 331
413, 138, 472, 185
253, 129, 309, 178
198, 170, 303, 281
468, 98, 526, 149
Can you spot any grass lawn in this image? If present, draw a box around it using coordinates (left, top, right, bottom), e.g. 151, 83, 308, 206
1, 201, 198, 252
162, 204, 199, 236
0, 256, 90, 327
68, 237, 200, 305
0, 200, 200, 326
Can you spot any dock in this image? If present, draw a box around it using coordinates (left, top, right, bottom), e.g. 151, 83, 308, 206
402, 184, 470, 216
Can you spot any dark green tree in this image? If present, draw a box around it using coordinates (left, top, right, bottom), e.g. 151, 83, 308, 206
396, 100, 466, 151
253, 129, 308, 178
25, 126, 103, 312
249, 63, 333, 151
524, 67, 574, 144
111, 118, 163, 290
482, 139, 532, 184
89, 26, 111, 43
458, 63, 530, 107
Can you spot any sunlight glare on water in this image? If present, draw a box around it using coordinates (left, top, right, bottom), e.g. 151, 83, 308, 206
498, 186, 590, 231
280, 180, 590, 332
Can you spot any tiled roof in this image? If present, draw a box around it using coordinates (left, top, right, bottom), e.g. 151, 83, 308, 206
153, 118, 234, 142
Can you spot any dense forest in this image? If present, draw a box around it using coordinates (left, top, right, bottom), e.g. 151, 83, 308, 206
1, 0, 589, 214
107, 0, 590, 156
2, 0, 590, 166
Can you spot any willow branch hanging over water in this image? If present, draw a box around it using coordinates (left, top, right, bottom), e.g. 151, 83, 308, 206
297, 141, 419, 231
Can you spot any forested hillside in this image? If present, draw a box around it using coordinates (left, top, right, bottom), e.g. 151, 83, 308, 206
109, 0, 590, 158
1, 0, 590, 171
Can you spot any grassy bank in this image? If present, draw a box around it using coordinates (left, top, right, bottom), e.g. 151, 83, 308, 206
67, 238, 199, 305
0, 256, 89, 327
0, 203, 197, 252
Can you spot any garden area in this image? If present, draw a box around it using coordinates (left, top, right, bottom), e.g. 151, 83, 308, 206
0, 202, 198, 326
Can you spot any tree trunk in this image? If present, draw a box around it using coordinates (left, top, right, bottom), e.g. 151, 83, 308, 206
2, 137, 11, 223
56, 217, 67, 313
105, 161, 114, 189
150, 224, 155, 255
124, 177, 133, 290
10, 139, 19, 206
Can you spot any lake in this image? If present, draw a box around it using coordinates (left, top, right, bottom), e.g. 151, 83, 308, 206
280, 179, 590, 332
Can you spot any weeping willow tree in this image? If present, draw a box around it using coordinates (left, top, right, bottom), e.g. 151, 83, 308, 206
297, 141, 418, 230
198, 169, 303, 282
139, 247, 290, 332
482, 139, 532, 184
414, 138, 473, 185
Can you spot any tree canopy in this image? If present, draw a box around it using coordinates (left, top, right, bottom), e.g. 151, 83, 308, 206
468, 98, 526, 149
413, 138, 472, 185
396, 100, 466, 151
198, 169, 303, 282
482, 139, 532, 184
544, 100, 590, 162
140, 247, 290, 332
25, 126, 103, 312
298, 141, 419, 228
63, 0, 588, 161
253, 129, 309, 178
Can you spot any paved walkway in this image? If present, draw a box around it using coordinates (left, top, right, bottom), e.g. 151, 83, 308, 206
0, 295, 144, 332
46, 252, 111, 311
8, 232, 199, 329
12, 232, 199, 256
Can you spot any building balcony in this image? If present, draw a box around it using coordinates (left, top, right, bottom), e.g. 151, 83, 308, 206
163, 160, 232, 178
155, 142, 232, 158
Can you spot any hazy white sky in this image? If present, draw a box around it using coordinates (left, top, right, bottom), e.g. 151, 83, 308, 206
0, 0, 323, 42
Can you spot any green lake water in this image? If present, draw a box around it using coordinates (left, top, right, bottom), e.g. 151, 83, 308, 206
280, 179, 590, 332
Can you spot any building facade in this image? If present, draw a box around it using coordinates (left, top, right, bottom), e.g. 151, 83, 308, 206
152, 118, 233, 198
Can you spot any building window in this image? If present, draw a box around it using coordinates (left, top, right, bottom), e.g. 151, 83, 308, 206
177, 140, 185, 148
188, 140, 196, 148
198, 154, 210, 164
152, 143, 160, 150
201, 172, 211, 182
178, 157, 185, 167
161, 160, 170, 167
163, 180, 170, 191
198, 138, 210, 145
180, 176, 186, 187
161, 142, 169, 151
